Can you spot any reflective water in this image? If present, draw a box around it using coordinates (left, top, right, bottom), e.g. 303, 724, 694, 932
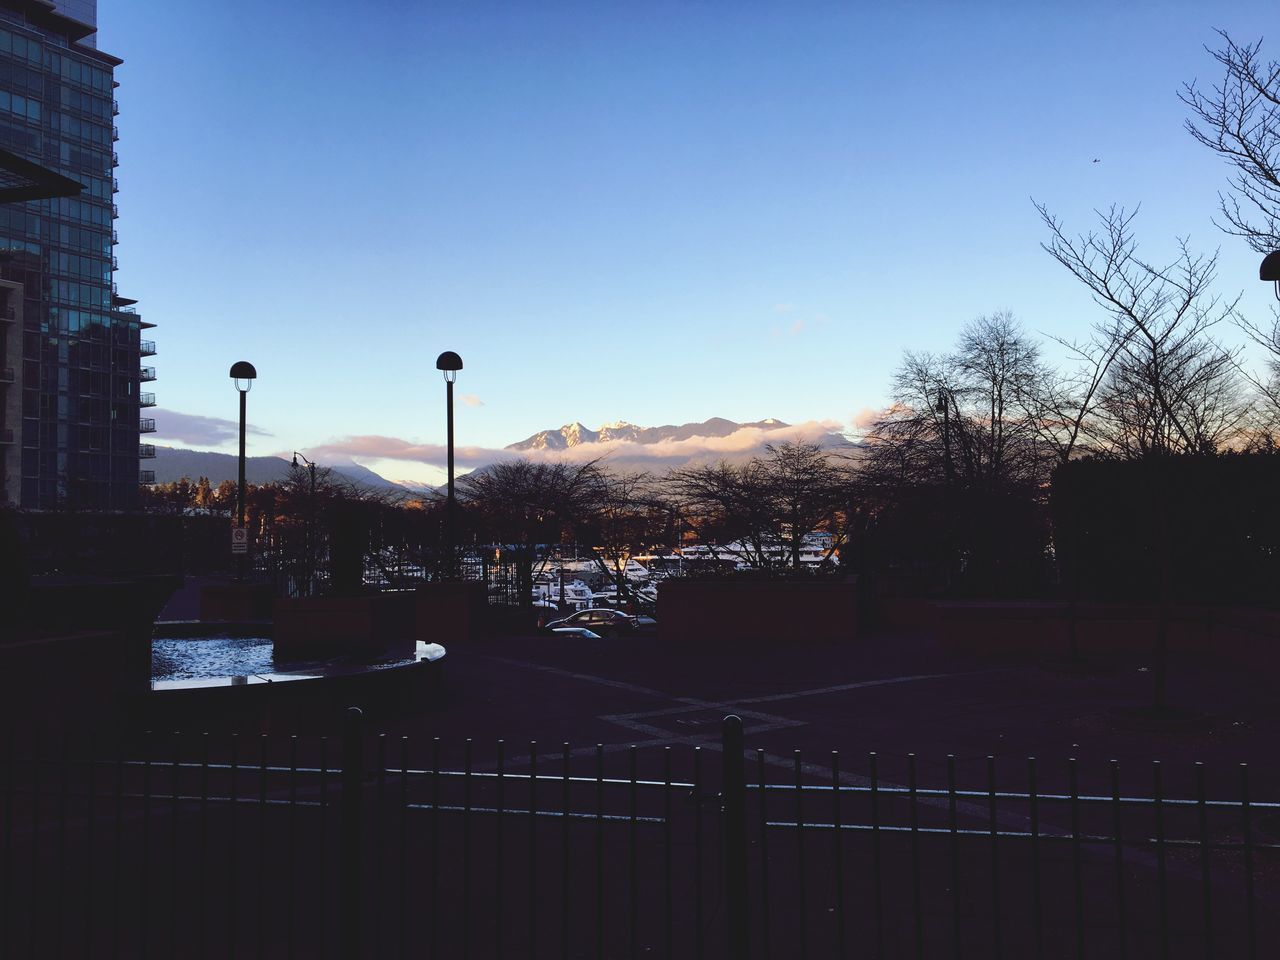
150, 636, 444, 685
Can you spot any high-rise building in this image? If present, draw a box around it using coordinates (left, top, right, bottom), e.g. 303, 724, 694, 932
0, 0, 153, 509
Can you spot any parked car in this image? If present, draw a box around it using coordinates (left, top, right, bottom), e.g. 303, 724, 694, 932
550, 627, 603, 639
544, 608, 639, 636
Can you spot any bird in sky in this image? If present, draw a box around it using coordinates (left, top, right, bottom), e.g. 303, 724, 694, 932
1092, 158, 1101, 163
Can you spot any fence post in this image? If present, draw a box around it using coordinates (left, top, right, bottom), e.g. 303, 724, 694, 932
340, 707, 364, 960
722, 714, 750, 959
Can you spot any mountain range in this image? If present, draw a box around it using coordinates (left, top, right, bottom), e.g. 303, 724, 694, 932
153, 416, 854, 490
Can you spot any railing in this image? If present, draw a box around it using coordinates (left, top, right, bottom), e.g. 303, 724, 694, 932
2, 713, 1275, 959
112, 152, 119, 167
112, 124, 119, 141
138, 443, 155, 458
139, 418, 156, 433
111, 203, 118, 218
111, 255, 118, 269
140, 340, 156, 356
139, 392, 156, 407
139, 469, 156, 484
112, 99, 119, 116
112, 178, 119, 193
140, 366, 156, 382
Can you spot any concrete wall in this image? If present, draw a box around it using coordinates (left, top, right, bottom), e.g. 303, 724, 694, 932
0, 280, 22, 505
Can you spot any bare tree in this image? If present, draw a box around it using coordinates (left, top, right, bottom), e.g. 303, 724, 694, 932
1182, 31, 1280, 253
1036, 203, 1252, 456
861, 314, 1053, 491
459, 458, 603, 607
1181, 31, 1280, 427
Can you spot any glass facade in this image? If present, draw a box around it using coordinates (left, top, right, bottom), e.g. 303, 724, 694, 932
0, 1, 145, 510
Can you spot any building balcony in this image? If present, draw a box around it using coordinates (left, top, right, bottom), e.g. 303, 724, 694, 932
139, 470, 156, 485
111, 255, 119, 269
111, 203, 119, 218
0, 367, 13, 384
112, 178, 119, 193
140, 366, 156, 382
0, 428, 13, 444
112, 152, 119, 167
112, 229, 118, 243
139, 418, 156, 433
139, 443, 155, 459
139, 392, 155, 408
0, 307, 14, 322
140, 340, 156, 357
112, 125, 119, 142
112, 99, 119, 116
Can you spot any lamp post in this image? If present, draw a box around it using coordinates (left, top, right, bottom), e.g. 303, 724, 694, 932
230, 361, 257, 581
293, 451, 317, 596
1262, 250, 1280, 299
436, 350, 463, 578
936, 388, 954, 486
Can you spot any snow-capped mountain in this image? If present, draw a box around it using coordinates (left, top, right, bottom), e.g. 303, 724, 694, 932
508, 417, 800, 452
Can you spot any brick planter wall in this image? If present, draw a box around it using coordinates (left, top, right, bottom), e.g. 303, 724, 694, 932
657, 577, 858, 646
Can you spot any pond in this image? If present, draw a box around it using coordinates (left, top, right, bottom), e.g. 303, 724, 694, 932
151, 634, 444, 688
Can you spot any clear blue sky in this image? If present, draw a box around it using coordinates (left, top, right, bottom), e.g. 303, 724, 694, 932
99, 0, 1277, 484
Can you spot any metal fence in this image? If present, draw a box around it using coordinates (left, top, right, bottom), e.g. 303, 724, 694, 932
3, 712, 1276, 958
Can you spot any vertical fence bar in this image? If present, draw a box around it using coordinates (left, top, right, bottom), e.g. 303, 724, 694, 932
630, 744, 639, 960
870, 752, 884, 960
831, 750, 845, 960
1195, 763, 1213, 959
375, 734, 387, 960
86, 734, 97, 953
113, 750, 123, 960
1111, 760, 1127, 960
1153, 761, 1169, 960
1240, 763, 1256, 960
258, 734, 269, 960
497, 739, 506, 960
141, 731, 152, 960
171, 732, 182, 960
596, 743, 605, 960
665, 746, 674, 960
696, 746, 706, 960
432, 737, 442, 960
909, 754, 924, 960
56, 734, 67, 960
794, 750, 806, 960
723, 716, 749, 960
464, 738, 473, 960
320, 736, 330, 960
947, 755, 961, 960
2, 731, 11, 960
229, 733, 239, 960
399, 737, 409, 960
200, 734, 209, 960
757, 749, 771, 960
561, 742, 570, 960
289, 736, 299, 960
529, 741, 537, 960
1070, 758, 1084, 960
340, 707, 364, 960
1028, 758, 1043, 960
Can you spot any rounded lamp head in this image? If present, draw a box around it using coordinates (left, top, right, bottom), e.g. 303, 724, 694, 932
436, 350, 463, 383
230, 360, 257, 393
1262, 252, 1280, 301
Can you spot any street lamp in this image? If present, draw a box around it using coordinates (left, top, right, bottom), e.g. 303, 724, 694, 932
230, 361, 256, 580
436, 350, 463, 578
1261, 250, 1280, 300
293, 451, 317, 596
936, 388, 954, 485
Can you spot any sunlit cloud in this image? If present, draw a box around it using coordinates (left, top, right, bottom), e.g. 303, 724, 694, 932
460, 394, 484, 407
152, 409, 272, 447
773, 303, 797, 313
304, 420, 851, 473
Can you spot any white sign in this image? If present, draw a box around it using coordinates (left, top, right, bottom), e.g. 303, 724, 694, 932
231, 527, 248, 554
